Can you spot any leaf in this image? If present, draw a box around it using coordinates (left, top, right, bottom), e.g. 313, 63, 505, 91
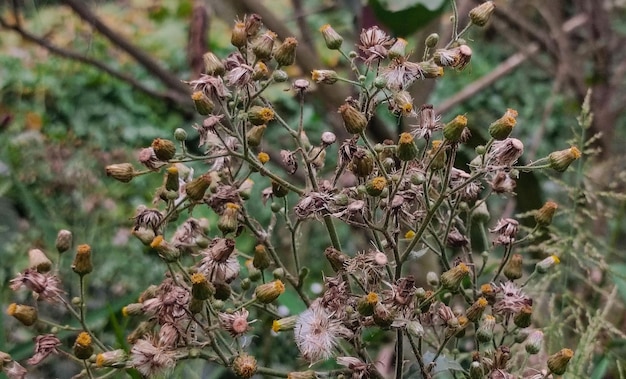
368, 0, 448, 37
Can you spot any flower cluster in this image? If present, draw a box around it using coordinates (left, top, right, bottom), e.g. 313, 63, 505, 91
5, 3, 585, 379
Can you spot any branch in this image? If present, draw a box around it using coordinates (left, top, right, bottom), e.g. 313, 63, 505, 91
60, 0, 191, 98
0, 17, 186, 107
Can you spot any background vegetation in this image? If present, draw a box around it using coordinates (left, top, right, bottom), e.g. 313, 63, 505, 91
1, 0, 626, 377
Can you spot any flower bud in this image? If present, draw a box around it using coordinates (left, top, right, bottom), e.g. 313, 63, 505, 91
246, 124, 267, 147
440, 262, 470, 290
96, 349, 127, 368
257, 152, 270, 164
218, 203, 240, 235
525, 330, 544, 354
275, 37, 298, 67
311, 69, 339, 84
248, 106, 275, 126
466, 297, 488, 322
28, 248, 52, 272
324, 246, 349, 272
213, 281, 232, 301
273, 267, 285, 280
253, 244, 271, 270
252, 61, 269, 81
469, 1, 495, 27
536, 255, 560, 274
350, 149, 374, 178
428, 140, 446, 170
151, 138, 176, 161
74, 332, 94, 360
357, 292, 379, 316
55, 229, 73, 254
535, 201, 558, 226
7, 303, 38, 326
406, 320, 425, 337
255, 280, 285, 304
106, 163, 136, 183
273, 69, 288, 82
503, 253, 523, 280
174, 128, 187, 141
122, 303, 143, 317
233, 353, 257, 378
231, 21, 247, 48
272, 315, 298, 332
547, 348, 574, 375
163, 166, 179, 192
443, 115, 468, 142
72, 244, 93, 276
252, 30, 277, 61
191, 273, 215, 300
389, 38, 408, 59
365, 177, 387, 197
244, 14, 262, 38
476, 314, 496, 342
186, 173, 212, 201
192, 91, 214, 115
319, 24, 343, 50
373, 302, 395, 328
420, 60, 445, 78
374, 75, 388, 89
339, 103, 367, 134
271, 180, 289, 197
489, 108, 518, 140
150, 235, 180, 262
469, 361, 483, 379
549, 147, 581, 172
471, 201, 490, 224
203, 52, 225, 76
425, 33, 439, 48
514, 304, 533, 328
426, 271, 440, 287
132, 227, 156, 245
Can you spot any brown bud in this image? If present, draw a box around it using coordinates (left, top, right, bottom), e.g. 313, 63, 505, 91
106, 163, 136, 183
72, 244, 93, 276
7, 303, 38, 326
151, 138, 176, 161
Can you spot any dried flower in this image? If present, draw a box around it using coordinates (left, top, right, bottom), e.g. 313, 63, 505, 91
391, 90, 415, 115
255, 280, 285, 304
106, 163, 136, 183
27, 334, 61, 365
443, 115, 468, 142
133, 206, 163, 234
525, 330, 544, 354
55, 229, 73, 253
74, 331, 94, 360
219, 309, 252, 337
536, 255, 560, 274
275, 37, 298, 66
244, 14, 262, 37
493, 281, 531, 317
434, 45, 472, 70
252, 30, 277, 60
491, 218, 519, 245
295, 302, 350, 362
198, 238, 240, 283
380, 59, 424, 91
388, 37, 408, 59
96, 349, 127, 368
547, 348, 574, 375
7, 303, 37, 326
535, 201, 558, 226
287, 371, 317, 379
130, 337, 176, 377
28, 248, 52, 273
10, 268, 65, 302
491, 170, 517, 194
312, 69, 339, 84
503, 253, 523, 280
350, 149, 374, 177
339, 103, 367, 134
548, 146, 581, 172
489, 138, 524, 166
232, 353, 257, 378
319, 24, 343, 50
440, 262, 470, 290
358, 26, 393, 63
469, 1, 495, 27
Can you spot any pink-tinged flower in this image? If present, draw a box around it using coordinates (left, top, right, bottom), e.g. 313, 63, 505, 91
132, 206, 163, 235
358, 26, 393, 64
488, 138, 524, 167
138, 147, 167, 171
192, 114, 224, 148
186, 74, 230, 99
493, 281, 531, 317
197, 238, 240, 283
27, 334, 62, 365
380, 58, 424, 91
10, 268, 65, 303
336, 356, 372, 379
294, 301, 351, 363
3, 360, 27, 379
130, 337, 176, 377
141, 279, 190, 324
490, 171, 517, 195
219, 308, 253, 337
411, 104, 442, 141
158, 323, 183, 348
490, 218, 519, 246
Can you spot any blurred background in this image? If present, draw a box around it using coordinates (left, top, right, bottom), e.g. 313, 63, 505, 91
1, 0, 626, 377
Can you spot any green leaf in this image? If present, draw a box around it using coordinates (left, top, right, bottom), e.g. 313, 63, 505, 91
609, 263, 626, 303
368, 0, 448, 37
